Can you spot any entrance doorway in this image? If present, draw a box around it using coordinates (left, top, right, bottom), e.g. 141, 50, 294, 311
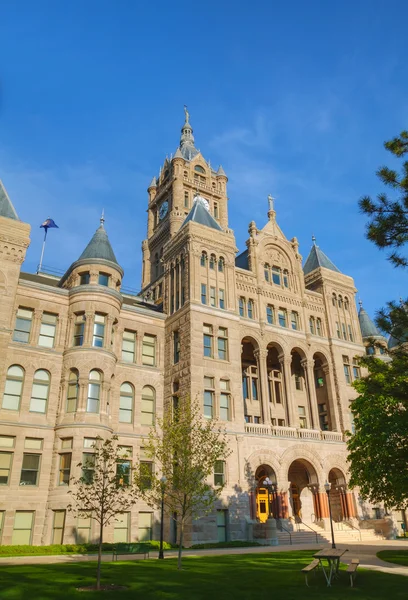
255, 465, 277, 523
288, 459, 318, 523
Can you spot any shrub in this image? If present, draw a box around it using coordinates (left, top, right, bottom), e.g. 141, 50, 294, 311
190, 541, 262, 550
0, 540, 173, 556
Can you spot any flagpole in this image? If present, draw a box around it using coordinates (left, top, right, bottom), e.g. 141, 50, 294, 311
38, 227, 48, 273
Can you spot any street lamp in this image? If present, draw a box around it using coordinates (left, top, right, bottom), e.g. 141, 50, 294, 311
324, 481, 336, 549
263, 477, 277, 519
158, 476, 167, 559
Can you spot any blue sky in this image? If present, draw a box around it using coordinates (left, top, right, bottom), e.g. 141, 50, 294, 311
1, 0, 406, 318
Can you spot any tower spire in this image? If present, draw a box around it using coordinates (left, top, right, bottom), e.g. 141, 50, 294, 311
100, 209, 105, 226
179, 106, 198, 160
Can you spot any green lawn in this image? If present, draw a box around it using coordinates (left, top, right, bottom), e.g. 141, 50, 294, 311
377, 549, 408, 566
1, 551, 407, 600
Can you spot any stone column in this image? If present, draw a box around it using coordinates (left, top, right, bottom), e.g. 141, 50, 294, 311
302, 359, 320, 430
323, 365, 341, 431
254, 348, 270, 425
345, 492, 357, 518
279, 482, 291, 520
105, 315, 114, 349
279, 355, 296, 427
31, 309, 43, 345
319, 492, 330, 518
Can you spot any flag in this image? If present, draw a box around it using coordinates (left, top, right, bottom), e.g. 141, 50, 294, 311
40, 218, 59, 230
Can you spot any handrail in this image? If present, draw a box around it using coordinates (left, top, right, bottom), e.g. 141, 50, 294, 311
346, 520, 362, 541
298, 518, 319, 543
276, 519, 292, 545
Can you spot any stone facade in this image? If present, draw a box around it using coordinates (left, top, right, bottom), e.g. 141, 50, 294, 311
0, 113, 391, 547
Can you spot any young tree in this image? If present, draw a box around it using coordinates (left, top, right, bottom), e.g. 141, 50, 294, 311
347, 351, 408, 509
68, 436, 139, 590
133, 397, 231, 569
359, 130, 408, 268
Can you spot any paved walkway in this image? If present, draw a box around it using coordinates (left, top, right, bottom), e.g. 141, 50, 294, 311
1, 539, 408, 577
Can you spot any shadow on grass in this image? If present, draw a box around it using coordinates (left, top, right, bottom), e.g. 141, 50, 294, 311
1, 551, 408, 600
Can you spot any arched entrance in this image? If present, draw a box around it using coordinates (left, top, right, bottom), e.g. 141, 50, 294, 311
288, 459, 318, 523
328, 468, 347, 521
255, 465, 277, 523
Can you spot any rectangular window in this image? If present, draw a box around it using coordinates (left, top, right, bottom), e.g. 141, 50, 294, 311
13, 308, 33, 343
266, 305, 274, 324
12, 511, 34, 545
204, 377, 214, 418
138, 512, 152, 541
81, 453, 95, 484
114, 512, 130, 543
98, 273, 110, 286
142, 334, 156, 366
38, 313, 58, 348
220, 381, 231, 421
239, 297, 245, 317
20, 454, 41, 486
184, 191, 189, 208
316, 319, 322, 336
219, 288, 225, 309
217, 509, 228, 542
73, 313, 85, 347
248, 300, 254, 319
0, 436, 15, 448
52, 510, 66, 544
309, 317, 315, 334
214, 202, 219, 219
25, 438, 43, 450
77, 513, 92, 543
61, 438, 73, 450
254, 416, 260, 424
272, 267, 281, 285
291, 312, 299, 330
59, 453, 72, 486
278, 309, 287, 328
201, 283, 207, 305
92, 313, 105, 347
214, 460, 225, 486
283, 271, 289, 288
342, 322, 347, 340
203, 325, 213, 358
0, 452, 13, 485
294, 374, 302, 391
343, 355, 351, 385
84, 437, 97, 448
348, 325, 354, 342
79, 272, 90, 285
298, 406, 307, 429
278, 419, 285, 426
336, 322, 341, 339
140, 457, 153, 489
210, 286, 216, 307
352, 358, 361, 380
217, 328, 228, 360
173, 330, 180, 364
122, 330, 136, 362
116, 459, 131, 487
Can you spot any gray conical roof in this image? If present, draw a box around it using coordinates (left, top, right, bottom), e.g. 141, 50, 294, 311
358, 305, 381, 338
182, 195, 222, 231
78, 222, 119, 264
303, 240, 341, 275
179, 108, 199, 160
0, 180, 19, 220
217, 165, 227, 177
148, 176, 157, 188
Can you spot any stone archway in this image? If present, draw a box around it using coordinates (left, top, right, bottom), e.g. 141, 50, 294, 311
328, 468, 347, 521
288, 459, 319, 523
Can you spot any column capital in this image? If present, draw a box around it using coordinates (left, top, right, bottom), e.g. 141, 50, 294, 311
278, 353, 291, 367
254, 348, 268, 360
300, 358, 312, 370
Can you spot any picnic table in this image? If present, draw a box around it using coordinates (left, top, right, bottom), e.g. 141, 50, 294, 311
313, 548, 348, 586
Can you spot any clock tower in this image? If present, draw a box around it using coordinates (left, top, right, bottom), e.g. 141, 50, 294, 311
141, 108, 229, 299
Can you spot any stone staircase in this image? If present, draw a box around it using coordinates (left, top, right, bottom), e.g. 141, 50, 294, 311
276, 520, 384, 546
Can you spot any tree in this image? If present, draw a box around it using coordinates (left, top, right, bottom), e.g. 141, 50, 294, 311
359, 130, 408, 267
133, 397, 231, 569
68, 436, 139, 590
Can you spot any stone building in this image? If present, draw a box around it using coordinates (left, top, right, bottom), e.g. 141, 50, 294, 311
0, 110, 389, 547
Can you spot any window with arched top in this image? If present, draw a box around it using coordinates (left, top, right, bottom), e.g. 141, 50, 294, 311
184, 170, 188, 178
29, 369, 50, 413
87, 370, 101, 413
332, 293, 337, 306
141, 386, 155, 426
66, 369, 79, 413
218, 257, 225, 273
119, 382, 134, 423
2, 365, 24, 410
200, 251, 207, 267
209, 255, 216, 270
344, 297, 349, 310
338, 295, 343, 309
194, 165, 206, 174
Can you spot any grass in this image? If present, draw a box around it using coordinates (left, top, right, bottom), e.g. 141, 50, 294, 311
377, 549, 408, 566
1, 551, 408, 600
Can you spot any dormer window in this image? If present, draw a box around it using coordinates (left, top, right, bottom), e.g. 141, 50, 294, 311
98, 273, 109, 286
79, 272, 90, 285
194, 165, 206, 174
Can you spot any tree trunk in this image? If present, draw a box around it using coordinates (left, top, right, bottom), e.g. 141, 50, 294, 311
97, 520, 104, 590
177, 520, 184, 570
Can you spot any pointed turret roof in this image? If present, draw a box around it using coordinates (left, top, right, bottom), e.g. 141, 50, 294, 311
358, 301, 381, 338
303, 237, 341, 275
78, 214, 119, 265
182, 195, 223, 231
0, 180, 19, 220
179, 106, 199, 160
173, 147, 183, 159
217, 165, 227, 177
148, 176, 157, 188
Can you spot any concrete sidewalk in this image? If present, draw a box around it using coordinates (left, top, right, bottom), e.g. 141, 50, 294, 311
1, 539, 408, 577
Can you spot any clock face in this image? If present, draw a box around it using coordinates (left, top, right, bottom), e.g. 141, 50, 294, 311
159, 201, 168, 220
195, 194, 210, 212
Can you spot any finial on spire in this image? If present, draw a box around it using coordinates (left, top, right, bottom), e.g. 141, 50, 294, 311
359, 298, 363, 308
184, 105, 190, 125
268, 194, 275, 211
312, 234, 316, 244
100, 209, 105, 226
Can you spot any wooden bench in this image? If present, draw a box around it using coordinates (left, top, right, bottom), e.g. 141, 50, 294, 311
302, 559, 320, 586
112, 543, 149, 561
346, 559, 359, 587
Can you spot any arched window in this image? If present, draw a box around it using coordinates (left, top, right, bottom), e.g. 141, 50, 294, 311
200, 251, 207, 267
283, 269, 289, 288
218, 257, 225, 272
332, 293, 337, 306
141, 386, 155, 426
344, 297, 349, 310
2, 365, 24, 410
248, 299, 254, 319
119, 382, 134, 423
29, 369, 50, 413
209, 254, 216, 270
264, 263, 270, 282
184, 170, 188, 178
194, 165, 206, 174
338, 295, 343, 309
66, 369, 79, 413
87, 370, 101, 413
